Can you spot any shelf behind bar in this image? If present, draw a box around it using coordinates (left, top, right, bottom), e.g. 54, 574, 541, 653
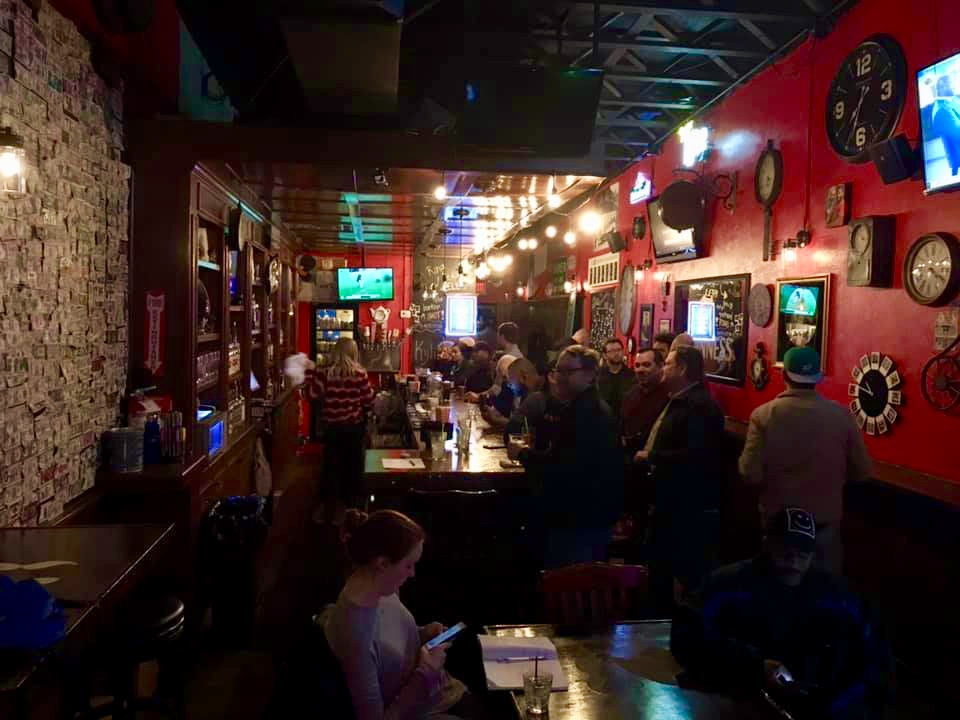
230, 305, 244, 312
198, 260, 222, 272
198, 333, 221, 343
197, 377, 218, 392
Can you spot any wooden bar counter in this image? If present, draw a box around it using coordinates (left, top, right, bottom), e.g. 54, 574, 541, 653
364, 398, 527, 494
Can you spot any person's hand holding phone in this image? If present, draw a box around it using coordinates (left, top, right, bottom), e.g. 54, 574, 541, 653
419, 622, 446, 646
763, 659, 793, 688
418, 643, 449, 674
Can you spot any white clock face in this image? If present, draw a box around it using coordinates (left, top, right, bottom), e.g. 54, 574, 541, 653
908, 236, 952, 302
758, 154, 777, 201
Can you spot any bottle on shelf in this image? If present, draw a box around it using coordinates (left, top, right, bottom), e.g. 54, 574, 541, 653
252, 297, 261, 331
228, 323, 241, 377
143, 413, 162, 465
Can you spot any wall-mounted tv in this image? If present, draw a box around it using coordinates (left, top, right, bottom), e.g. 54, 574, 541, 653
337, 267, 394, 301
918, 51, 960, 194
647, 197, 703, 263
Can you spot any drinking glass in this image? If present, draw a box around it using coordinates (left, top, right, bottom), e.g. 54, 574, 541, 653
429, 431, 446, 461
522, 671, 552, 716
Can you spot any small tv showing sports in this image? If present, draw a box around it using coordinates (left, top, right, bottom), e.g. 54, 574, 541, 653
687, 301, 716, 342
779, 284, 820, 317
647, 197, 702, 263
445, 294, 478, 337
918, 52, 960, 194
337, 267, 394, 301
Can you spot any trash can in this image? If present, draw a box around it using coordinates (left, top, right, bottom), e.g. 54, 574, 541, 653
201, 495, 270, 645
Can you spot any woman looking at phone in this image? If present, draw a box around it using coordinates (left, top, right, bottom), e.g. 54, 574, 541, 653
324, 510, 481, 720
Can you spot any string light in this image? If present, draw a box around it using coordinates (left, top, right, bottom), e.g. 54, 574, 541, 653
578, 210, 601, 235
475, 262, 490, 280
563, 231, 577, 246
433, 170, 447, 201
518, 238, 529, 251
545, 225, 557, 238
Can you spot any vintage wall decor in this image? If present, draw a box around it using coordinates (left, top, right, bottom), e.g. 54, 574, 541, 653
848, 352, 902, 435
755, 140, 784, 261
903, 233, 960, 306
847, 216, 895, 287
751, 342, 770, 391
775, 275, 831, 369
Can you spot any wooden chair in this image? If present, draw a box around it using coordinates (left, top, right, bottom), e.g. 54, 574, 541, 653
541, 562, 649, 629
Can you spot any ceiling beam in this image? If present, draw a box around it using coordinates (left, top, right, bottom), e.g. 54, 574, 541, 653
604, 72, 729, 87
602, 78, 624, 98
553, 36, 767, 58
571, 2, 812, 23
599, 99, 695, 109
738, 18, 777, 50
595, 118, 670, 128
710, 56, 740, 79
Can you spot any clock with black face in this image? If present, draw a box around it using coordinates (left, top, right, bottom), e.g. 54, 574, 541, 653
848, 352, 902, 435
826, 35, 907, 163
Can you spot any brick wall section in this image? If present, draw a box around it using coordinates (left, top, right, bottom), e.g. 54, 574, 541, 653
0, 1, 130, 526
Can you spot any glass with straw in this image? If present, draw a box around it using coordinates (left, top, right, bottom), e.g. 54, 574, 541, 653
522, 656, 552, 715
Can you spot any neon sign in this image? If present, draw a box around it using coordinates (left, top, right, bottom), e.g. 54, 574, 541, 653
629, 171, 652, 205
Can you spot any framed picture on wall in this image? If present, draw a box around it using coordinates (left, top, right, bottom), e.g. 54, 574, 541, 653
639, 304, 655, 346
658, 318, 672, 334
775, 275, 831, 369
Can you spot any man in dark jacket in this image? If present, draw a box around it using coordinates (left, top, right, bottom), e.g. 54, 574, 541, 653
671, 508, 891, 720
597, 337, 638, 420
634, 345, 725, 608
510, 345, 623, 569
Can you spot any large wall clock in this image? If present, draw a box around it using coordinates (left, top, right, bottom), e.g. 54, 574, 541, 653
754, 140, 784, 261
826, 35, 907, 163
848, 352, 902, 435
903, 233, 960, 306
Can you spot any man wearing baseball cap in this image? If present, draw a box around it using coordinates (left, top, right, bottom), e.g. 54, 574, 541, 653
738, 347, 872, 573
671, 508, 891, 719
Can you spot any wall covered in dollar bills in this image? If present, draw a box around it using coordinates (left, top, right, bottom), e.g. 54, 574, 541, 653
0, 1, 130, 526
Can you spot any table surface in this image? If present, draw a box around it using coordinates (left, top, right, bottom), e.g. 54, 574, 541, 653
364, 399, 526, 491
485, 622, 776, 720
0, 523, 175, 692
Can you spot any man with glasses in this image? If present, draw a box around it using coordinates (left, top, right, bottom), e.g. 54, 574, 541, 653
597, 337, 638, 420
509, 345, 623, 568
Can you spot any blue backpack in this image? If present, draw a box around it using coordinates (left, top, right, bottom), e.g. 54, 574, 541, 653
0, 575, 67, 650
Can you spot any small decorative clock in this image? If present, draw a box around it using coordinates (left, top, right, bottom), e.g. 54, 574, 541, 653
848, 352, 902, 435
751, 342, 770, 391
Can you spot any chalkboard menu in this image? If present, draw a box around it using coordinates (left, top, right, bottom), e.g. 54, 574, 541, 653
412, 329, 441, 370
411, 296, 443, 332
589, 289, 616, 351
674, 274, 750, 386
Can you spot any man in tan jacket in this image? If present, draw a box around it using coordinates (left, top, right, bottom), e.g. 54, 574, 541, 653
739, 347, 872, 573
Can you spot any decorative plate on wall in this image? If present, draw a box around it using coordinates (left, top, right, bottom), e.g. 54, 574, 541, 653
848, 352, 901, 435
748, 283, 772, 327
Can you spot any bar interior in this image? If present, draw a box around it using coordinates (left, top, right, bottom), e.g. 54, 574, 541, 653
1, 0, 959, 718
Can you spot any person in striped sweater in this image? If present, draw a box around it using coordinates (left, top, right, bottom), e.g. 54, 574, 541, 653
304, 337, 374, 525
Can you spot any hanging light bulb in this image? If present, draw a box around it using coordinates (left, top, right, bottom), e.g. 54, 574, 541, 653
441, 275, 450, 292
563, 230, 577, 246
433, 170, 447, 201
579, 210, 602, 235
431, 289, 439, 300
518, 238, 529, 251
548, 193, 562, 209
545, 225, 557, 239
527, 238, 538, 250
516, 284, 525, 298
422, 287, 429, 300
563, 280, 573, 293
475, 262, 490, 280
0, 127, 24, 192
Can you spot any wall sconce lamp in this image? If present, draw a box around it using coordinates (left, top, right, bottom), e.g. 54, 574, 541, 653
0, 127, 25, 194
782, 229, 811, 262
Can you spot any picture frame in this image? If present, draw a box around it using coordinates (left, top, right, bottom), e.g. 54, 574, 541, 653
639, 303, 655, 346
775, 275, 831, 370
658, 318, 672, 334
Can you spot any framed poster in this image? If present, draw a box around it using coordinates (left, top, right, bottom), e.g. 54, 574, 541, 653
658, 318, 672, 334
775, 275, 831, 369
639, 304, 655, 346
589, 288, 616, 350
674, 274, 750, 386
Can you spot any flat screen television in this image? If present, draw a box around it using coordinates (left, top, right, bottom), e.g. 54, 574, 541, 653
647, 197, 702, 263
779, 284, 820, 318
445, 294, 478, 337
337, 267, 395, 301
687, 301, 717, 342
918, 51, 960, 194
462, 67, 603, 155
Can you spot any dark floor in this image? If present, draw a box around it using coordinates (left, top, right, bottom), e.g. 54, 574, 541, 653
175, 455, 942, 720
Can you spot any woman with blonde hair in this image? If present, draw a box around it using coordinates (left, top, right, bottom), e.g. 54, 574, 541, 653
304, 337, 374, 524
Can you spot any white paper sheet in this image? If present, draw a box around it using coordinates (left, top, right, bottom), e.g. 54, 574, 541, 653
381, 458, 426, 470
479, 636, 568, 691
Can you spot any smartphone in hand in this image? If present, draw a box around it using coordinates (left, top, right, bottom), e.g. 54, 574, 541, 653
424, 622, 468, 650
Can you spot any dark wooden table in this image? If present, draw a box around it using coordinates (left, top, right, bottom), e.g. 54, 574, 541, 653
484, 622, 778, 720
0, 523, 176, 719
364, 399, 527, 493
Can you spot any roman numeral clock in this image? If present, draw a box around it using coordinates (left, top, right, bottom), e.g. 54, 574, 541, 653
848, 352, 902, 435
826, 35, 907, 163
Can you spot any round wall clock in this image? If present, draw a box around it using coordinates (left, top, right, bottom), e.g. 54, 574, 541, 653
903, 232, 960, 306
748, 283, 773, 327
826, 35, 907, 162
618, 264, 636, 334
848, 352, 902, 435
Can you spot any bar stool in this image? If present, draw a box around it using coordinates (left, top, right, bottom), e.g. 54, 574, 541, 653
79, 594, 187, 720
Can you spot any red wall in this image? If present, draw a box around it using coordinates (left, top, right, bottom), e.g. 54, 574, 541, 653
571, 0, 960, 484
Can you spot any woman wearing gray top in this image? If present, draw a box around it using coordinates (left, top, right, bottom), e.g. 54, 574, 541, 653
324, 510, 468, 720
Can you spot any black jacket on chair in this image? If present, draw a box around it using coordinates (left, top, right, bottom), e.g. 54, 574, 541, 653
520, 386, 623, 531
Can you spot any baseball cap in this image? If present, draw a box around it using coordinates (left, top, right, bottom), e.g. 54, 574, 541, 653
783, 346, 822, 384
767, 507, 817, 552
